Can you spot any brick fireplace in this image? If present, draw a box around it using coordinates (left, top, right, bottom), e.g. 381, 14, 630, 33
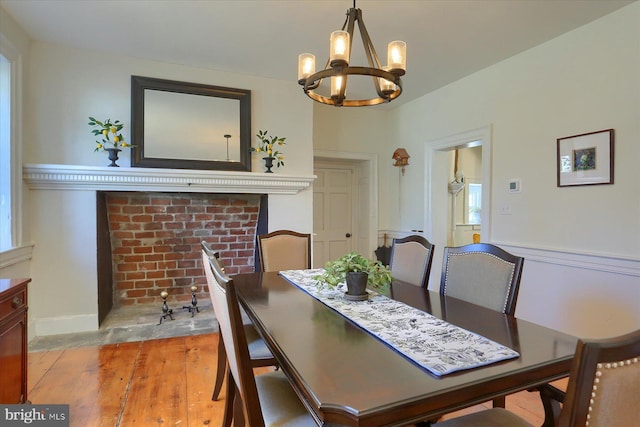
102, 192, 264, 308
22, 164, 313, 335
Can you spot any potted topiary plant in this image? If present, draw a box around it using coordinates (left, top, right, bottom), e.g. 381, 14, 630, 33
249, 129, 286, 173
314, 252, 392, 300
88, 117, 134, 167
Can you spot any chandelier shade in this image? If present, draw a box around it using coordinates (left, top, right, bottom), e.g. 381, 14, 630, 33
297, 1, 406, 107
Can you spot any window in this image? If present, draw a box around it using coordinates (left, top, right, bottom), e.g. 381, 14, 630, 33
467, 183, 482, 225
0, 53, 11, 251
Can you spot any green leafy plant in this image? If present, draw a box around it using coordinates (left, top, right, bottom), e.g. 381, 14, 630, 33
314, 252, 392, 291
249, 130, 286, 167
88, 117, 131, 151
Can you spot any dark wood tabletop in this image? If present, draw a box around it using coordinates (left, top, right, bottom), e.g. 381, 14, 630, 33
233, 271, 577, 427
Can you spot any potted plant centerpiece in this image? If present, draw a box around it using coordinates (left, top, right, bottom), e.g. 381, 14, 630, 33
89, 117, 133, 167
315, 252, 392, 300
250, 130, 286, 173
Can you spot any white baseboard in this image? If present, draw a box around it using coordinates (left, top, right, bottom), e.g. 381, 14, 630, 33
33, 314, 99, 337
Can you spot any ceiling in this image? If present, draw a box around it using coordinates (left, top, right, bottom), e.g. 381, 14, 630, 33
1, 0, 634, 108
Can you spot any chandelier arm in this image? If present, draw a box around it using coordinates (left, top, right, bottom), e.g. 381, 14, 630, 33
340, 12, 349, 31
355, 9, 383, 70
353, 9, 387, 98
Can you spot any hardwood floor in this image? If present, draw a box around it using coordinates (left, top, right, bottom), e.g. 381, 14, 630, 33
28, 333, 564, 426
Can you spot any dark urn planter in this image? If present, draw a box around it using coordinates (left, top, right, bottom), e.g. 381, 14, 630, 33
262, 156, 275, 173
105, 148, 121, 167
345, 271, 368, 300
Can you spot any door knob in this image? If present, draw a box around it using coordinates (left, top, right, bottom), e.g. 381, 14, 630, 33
345, 233, 352, 238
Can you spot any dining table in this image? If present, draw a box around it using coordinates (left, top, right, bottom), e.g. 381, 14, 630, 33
233, 270, 578, 427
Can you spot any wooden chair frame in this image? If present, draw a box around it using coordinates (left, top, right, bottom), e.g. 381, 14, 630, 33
206, 250, 313, 427
201, 241, 276, 403
542, 328, 640, 427
439, 243, 524, 409
435, 330, 640, 427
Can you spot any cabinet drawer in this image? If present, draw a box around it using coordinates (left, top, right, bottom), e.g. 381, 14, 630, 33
0, 288, 26, 320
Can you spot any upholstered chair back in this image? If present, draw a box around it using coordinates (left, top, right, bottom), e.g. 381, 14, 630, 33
440, 243, 524, 315
258, 230, 311, 272
389, 235, 434, 288
558, 329, 640, 427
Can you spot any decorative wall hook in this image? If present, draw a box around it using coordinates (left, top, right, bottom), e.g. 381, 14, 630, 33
392, 148, 410, 175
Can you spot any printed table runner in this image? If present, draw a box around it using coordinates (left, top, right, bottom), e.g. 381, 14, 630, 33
280, 269, 519, 376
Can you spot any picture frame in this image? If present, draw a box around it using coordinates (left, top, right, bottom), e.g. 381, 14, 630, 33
557, 129, 614, 187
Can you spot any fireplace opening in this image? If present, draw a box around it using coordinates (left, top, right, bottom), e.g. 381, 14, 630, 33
96, 191, 266, 326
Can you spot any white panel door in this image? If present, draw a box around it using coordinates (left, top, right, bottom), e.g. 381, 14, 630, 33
313, 167, 353, 267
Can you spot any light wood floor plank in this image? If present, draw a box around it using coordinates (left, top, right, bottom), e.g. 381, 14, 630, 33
119, 337, 190, 426
28, 332, 558, 427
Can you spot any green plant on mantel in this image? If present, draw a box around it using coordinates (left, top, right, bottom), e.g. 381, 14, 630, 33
89, 117, 132, 151
314, 252, 392, 292
249, 130, 286, 167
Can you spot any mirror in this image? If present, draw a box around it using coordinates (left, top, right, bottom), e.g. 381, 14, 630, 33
131, 76, 251, 171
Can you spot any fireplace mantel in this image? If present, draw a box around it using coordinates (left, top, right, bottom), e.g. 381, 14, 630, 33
23, 163, 315, 194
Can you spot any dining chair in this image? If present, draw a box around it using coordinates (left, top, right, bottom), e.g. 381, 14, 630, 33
440, 242, 524, 409
206, 250, 316, 427
389, 235, 434, 288
257, 229, 312, 272
200, 241, 276, 404
433, 328, 640, 427
440, 243, 524, 316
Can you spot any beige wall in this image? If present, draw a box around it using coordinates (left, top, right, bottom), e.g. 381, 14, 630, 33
316, 2, 640, 338
7, 36, 315, 335
3, 3, 638, 339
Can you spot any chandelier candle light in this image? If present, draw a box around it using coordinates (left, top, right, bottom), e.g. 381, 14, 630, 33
298, 0, 406, 106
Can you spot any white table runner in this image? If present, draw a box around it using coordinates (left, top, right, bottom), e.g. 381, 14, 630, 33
280, 269, 520, 376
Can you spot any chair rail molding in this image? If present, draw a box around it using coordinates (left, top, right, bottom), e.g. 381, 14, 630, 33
492, 242, 640, 277
23, 163, 315, 195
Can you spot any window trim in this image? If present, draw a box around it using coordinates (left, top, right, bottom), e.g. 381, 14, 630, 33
0, 32, 26, 263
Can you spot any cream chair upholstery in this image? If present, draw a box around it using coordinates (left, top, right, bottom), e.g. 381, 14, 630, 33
439, 243, 524, 410
389, 235, 434, 288
205, 250, 316, 427
440, 243, 524, 316
201, 241, 275, 405
434, 329, 640, 427
257, 230, 311, 272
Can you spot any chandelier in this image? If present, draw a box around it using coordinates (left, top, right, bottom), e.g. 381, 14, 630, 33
297, 1, 406, 107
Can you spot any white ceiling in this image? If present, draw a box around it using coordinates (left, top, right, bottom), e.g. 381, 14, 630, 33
2, 0, 634, 108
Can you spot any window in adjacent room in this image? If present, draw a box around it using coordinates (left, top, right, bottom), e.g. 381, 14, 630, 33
467, 183, 482, 225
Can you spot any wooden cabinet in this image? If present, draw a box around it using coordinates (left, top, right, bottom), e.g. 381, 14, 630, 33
0, 278, 30, 404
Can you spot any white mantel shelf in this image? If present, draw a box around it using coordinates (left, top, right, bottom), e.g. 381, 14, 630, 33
23, 164, 315, 195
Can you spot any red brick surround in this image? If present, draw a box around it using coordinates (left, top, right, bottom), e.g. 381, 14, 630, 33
105, 192, 260, 306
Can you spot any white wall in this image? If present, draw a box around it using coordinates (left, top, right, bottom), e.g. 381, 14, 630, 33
5, 3, 638, 339
317, 3, 640, 338
394, 4, 639, 257
22, 42, 314, 336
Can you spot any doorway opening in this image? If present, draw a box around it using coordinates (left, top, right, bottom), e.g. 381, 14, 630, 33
425, 125, 492, 287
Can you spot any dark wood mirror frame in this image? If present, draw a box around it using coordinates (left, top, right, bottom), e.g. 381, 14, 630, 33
131, 75, 252, 171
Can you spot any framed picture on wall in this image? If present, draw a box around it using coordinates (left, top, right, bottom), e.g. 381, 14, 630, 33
557, 129, 614, 187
